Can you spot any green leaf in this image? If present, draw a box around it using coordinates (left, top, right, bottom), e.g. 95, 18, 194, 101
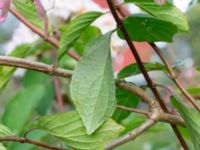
73, 26, 102, 55
118, 14, 178, 42
58, 11, 103, 60
0, 44, 33, 90
14, 1, 43, 29
195, 66, 200, 72
117, 63, 166, 79
33, 111, 124, 150
0, 124, 13, 138
124, 0, 189, 32
187, 88, 200, 95
70, 32, 116, 134
2, 85, 45, 133
112, 88, 139, 123
171, 95, 200, 150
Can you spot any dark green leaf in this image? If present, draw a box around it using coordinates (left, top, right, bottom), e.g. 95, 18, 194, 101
0, 44, 33, 90
124, 0, 189, 32
118, 14, 178, 42
34, 111, 124, 150
171, 95, 200, 150
0, 124, 13, 138
58, 11, 103, 60
112, 88, 139, 122
70, 32, 116, 134
117, 62, 166, 79
2, 85, 45, 133
73, 26, 102, 55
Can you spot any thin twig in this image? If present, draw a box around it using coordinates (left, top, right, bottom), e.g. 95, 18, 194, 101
150, 43, 200, 112
9, 7, 80, 61
110, 1, 188, 149
0, 137, 66, 150
116, 105, 184, 126
105, 118, 157, 150
51, 49, 65, 112
0, 56, 73, 78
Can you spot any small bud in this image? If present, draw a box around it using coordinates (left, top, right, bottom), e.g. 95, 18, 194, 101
154, 0, 166, 6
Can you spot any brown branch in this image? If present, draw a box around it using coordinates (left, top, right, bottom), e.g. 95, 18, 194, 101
109, 1, 188, 149
9, 7, 80, 61
150, 43, 200, 112
116, 105, 184, 126
105, 118, 157, 150
0, 56, 73, 78
0, 137, 66, 150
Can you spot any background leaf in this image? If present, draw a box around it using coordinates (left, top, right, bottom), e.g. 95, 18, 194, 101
124, 0, 189, 32
0, 124, 13, 137
171, 95, 200, 150
118, 14, 178, 42
1, 85, 46, 133
112, 88, 140, 123
58, 11, 103, 60
70, 32, 116, 134
0, 44, 33, 90
34, 111, 124, 150
117, 63, 166, 79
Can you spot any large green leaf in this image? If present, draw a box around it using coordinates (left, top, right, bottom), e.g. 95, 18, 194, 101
117, 63, 166, 79
0, 124, 13, 138
33, 111, 124, 150
0, 45, 32, 90
70, 32, 116, 134
112, 88, 139, 123
118, 14, 178, 42
2, 85, 45, 133
58, 11, 103, 60
171, 95, 200, 150
124, 0, 189, 32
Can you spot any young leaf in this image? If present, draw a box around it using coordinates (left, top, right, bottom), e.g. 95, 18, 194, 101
33, 111, 124, 150
0, 144, 6, 150
14, 1, 43, 28
124, 0, 189, 32
118, 14, 178, 42
0, 124, 13, 137
70, 32, 116, 134
58, 11, 103, 60
171, 95, 200, 150
73, 26, 102, 55
0, 44, 33, 90
186, 88, 200, 95
2, 85, 45, 133
112, 88, 140, 123
117, 63, 166, 79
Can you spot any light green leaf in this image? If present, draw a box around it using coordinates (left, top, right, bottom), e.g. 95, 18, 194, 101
117, 63, 166, 79
0, 44, 32, 90
118, 14, 178, 42
171, 95, 200, 150
70, 32, 116, 134
0, 144, 7, 150
33, 111, 124, 150
2, 85, 45, 133
187, 88, 200, 95
58, 11, 103, 60
112, 88, 139, 123
14, 1, 43, 29
124, 0, 189, 32
0, 124, 13, 138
